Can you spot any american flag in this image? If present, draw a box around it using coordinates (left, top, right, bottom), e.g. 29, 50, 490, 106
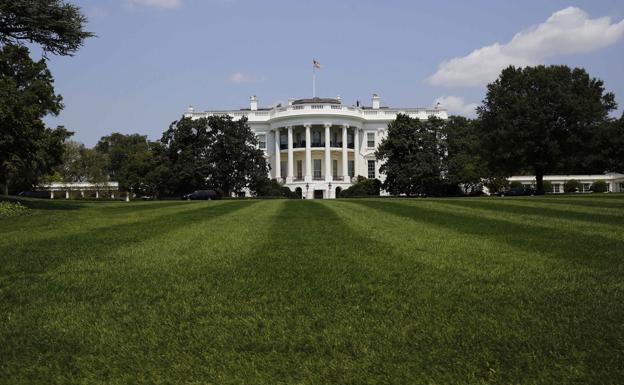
313, 59, 321, 69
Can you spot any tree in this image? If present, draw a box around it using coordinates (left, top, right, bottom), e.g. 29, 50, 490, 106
95, 133, 162, 195
588, 114, 624, 174
477, 65, 617, 194
0, 44, 71, 194
376, 114, 446, 196
159, 116, 269, 197
445, 116, 488, 194
55, 141, 107, 183
0, 0, 93, 56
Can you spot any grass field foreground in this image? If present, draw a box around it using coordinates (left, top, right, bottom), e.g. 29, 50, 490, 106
0, 195, 623, 384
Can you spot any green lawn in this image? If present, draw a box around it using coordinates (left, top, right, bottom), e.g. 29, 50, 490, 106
1, 196, 623, 384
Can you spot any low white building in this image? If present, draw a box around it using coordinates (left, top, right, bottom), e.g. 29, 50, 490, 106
184, 95, 447, 199
508, 173, 624, 193
39, 182, 120, 199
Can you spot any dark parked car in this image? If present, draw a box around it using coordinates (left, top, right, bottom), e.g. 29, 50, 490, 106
18, 190, 50, 199
495, 187, 535, 197
182, 190, 219, 200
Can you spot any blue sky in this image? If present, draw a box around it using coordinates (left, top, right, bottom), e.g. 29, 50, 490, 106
42, 0, 624, 145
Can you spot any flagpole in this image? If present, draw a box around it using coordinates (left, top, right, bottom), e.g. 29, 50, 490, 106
312, 66, 316, 98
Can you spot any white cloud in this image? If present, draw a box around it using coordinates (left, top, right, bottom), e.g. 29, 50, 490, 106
127, 0, 183, 9
228, 72, 255, 84
428, 7, 624, 87
434, 96, 478, 117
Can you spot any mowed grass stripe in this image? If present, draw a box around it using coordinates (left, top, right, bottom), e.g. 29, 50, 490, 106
0, 199, 281, 384
330, 199, 624, 384
426, 198, 623, 242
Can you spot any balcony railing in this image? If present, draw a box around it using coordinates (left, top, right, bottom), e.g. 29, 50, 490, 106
332, 175, 343, 181
312, 175, 324, 180
294, 176, 304, 181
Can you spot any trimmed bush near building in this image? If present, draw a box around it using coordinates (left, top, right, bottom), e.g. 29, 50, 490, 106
591, 180, 608, 193
564, 179, 581, 193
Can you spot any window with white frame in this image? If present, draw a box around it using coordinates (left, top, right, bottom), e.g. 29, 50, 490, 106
582, 183, 591, 192
313, 159, 322, 178
348, 160, 354, 177
367, 132, 375, 148
257, 134, 266, 150
552, 183, 560, 193
367, 160, 375, 179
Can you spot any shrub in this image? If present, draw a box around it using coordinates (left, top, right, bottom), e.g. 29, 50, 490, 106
339, 176, 381, 197
509, 181, 523, 188
543, 181, 552, 193
591, 180, 608, 193
564, 179, 581, 193
254, 179, 298, 199
0, 201, 30, 219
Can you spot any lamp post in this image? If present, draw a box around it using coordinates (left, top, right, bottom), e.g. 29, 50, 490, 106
328, 182, 332, 199
305, 183, 309, 200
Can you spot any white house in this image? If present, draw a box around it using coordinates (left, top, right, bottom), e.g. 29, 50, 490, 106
184, 95, 447, 199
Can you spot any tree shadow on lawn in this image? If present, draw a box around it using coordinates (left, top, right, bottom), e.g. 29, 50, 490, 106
350, 199, 622, 271
438, 199, 624, 228
0, 200, 258, 276
522, 194, 624, 210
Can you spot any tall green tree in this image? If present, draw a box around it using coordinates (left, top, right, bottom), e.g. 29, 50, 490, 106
0, 44, 71, 194
0, 0, 93, 56
95, 133, 160, 195
477, 65, 617, 194
159, 116, 269, 196
376, 114, 447, 196
56, 141, 107, 183
445, 116, 488, 194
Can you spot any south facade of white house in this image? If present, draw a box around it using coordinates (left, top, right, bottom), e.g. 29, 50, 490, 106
184, 95, 448, 199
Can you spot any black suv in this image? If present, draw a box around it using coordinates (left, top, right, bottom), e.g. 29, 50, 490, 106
182, 190, 219, 200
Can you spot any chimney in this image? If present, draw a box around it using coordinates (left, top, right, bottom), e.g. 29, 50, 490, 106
336, 95, 342, 103
288, 99, 294, 106
372, 94, 380, 109
249, 95, 258, 111
187, 105, 195, 113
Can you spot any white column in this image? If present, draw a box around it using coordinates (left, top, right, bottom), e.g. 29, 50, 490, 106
50, 191, 54, 199
126, 192, 130, 202
354, 128, 360, 178
80, 190, 84, 198
274, 128, 281, 180
324, 123, 331, 182
95, 190, 99, 199
287, 126, 293, 183
342, 124, 349, 182
304, 124, 312, 182
65, 190, 69, 199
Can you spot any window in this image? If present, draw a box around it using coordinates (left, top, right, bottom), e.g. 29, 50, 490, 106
367, 132, 375, 148
312, 131, 321, 146
582, 183, 591, 192
348, 160, 354, 177
257, 134, 266, 150
368, 160, 375, 179
280, 133, 287, 149
313, 159, 322, 179
552, 183, 560, 193
333, 159, 338, 177
296, 160, 303, 179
